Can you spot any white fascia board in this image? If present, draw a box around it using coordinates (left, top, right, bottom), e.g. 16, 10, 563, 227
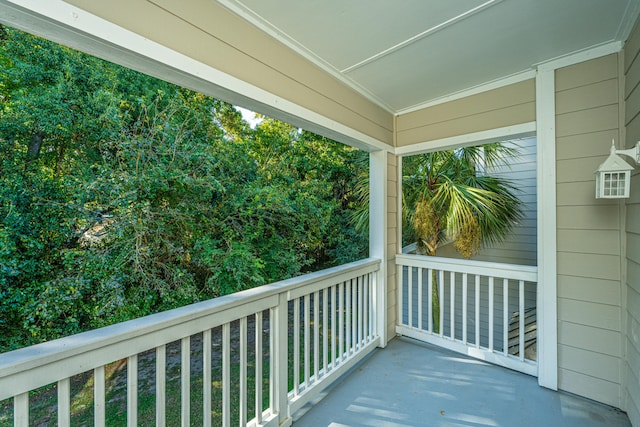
0, 0, 391, 153
395, 122, 536, 157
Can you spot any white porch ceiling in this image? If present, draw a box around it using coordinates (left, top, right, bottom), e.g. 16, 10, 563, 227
218, 0, 640, 114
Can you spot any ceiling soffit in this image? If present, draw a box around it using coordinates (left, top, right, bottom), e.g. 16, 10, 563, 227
218, 0, 639, 113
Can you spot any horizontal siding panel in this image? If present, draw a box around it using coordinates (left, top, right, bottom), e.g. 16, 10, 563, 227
557, 205, 620, 230
396, 102, 535, 146
628, 282, 640, 326
556, 104, 619, 138
556, 229, 620, 256
557, 252, 620, 281
625, 52, 640, 99
629, 172, 640, 203
556, 156, 607, 183
558, 322, 621, 357
628, 232, 640, 264
626, 205, 640, 234
556, 54, 618, 91
397, 80, 535, 131
556, 181, 620, 207
388, 196, 397, 214
558, 344, 620, 383
627, 369, 640, 427
626, 112, 640, 141
626, 80, 640, 125
556, 130, 620, 161
558, 298, 621, 331
629, 260, 640, 298
558, 369, 620, 408
625, 22, 640, 72
556, 78, 618, 115
558, 275, 620, 306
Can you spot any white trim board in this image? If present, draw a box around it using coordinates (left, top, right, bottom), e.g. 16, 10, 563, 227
395, 122, 536, 157
535, 68, 558, 391
0, 0, 392, 153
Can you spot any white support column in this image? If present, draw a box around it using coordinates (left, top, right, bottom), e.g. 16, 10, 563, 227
370, 149, 388, 347
536, 66, 558, 390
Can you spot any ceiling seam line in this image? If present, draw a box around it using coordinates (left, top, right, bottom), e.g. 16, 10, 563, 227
340, 0, 502, 74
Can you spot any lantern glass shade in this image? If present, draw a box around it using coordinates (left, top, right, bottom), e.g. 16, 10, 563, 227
595, 170, 630, 198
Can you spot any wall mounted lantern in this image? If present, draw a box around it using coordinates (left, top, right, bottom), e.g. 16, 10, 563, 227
595, 140, 640, 199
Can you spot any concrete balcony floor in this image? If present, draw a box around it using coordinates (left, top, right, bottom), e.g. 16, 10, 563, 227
293, 337, 630, 427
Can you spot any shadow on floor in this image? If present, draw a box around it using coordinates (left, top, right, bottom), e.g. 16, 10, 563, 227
292, 337, 630, 427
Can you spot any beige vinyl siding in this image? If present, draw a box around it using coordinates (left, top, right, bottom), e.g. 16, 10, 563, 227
624, 17, 640, 426
395, 80, 535, 147
555, 53, 624, 408
387, 152, 398, 340
64, 0, 393, 146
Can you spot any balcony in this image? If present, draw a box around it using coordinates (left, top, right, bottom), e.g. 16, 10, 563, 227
0, 258, 630, 426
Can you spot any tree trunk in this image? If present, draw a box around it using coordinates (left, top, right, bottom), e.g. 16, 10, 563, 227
25, 130, 44, 170
428, 243, 441, 334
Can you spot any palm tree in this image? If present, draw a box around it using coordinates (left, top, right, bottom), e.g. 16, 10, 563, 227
403, 143, 523, 332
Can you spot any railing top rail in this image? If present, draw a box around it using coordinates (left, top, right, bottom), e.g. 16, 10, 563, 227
0, 258, 380, 383
396, 253, 537, 282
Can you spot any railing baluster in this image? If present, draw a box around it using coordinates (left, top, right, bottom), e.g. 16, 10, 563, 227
313, 291, 320, 382
475, 275, 480, 348
462, 273, 468, 344
293, 297, 300, 396
358, 275, 364, 349
489, 277, 494, 352
364, 274, 370, 343
255, 312, 263, 424
94, 366, 105, 427
368, 273, 374, 341
351, 278, 357, 353
58, 378, 70, 427
346, 280, 352, 357
323, 287, 329, 374
269, 307, 276, 413
417, 267, 423, 331
519, 280, 525, 361
240, 317, 247, 426
428, 268, 433, 333
304, 293, 311, 388
181, 337, 190, 427
156, 345, 166, 427
503, 278, 509, 355
127, 354, 138, 427
450, 271, 455, 340
222, 323, 230, 427
14, 392, 28, 427
439, 270, 444, 337
331, 285, 337, 368
407, 266, 413, 328
339, 281, 344, 363
203, 331, 211, 427
397, 266, 403, 329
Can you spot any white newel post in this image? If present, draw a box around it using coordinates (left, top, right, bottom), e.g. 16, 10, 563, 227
274, 293, 291, 426
370, 150, 388, 347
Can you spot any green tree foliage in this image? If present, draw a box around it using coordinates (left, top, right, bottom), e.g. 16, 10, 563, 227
0, 26, 367, 352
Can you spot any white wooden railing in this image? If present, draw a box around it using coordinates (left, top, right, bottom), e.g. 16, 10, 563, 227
0, 258, 380, 427
396, 254, 538, 376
